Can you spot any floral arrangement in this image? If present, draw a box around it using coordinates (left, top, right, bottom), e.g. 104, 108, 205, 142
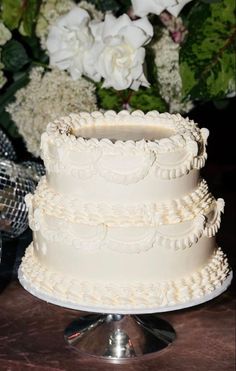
0, 0, 235, 157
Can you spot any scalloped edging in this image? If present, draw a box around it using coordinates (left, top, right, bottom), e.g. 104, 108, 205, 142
41, 111, 209, 181
204, 198, 225, 237
28, 204, 222, 253
19, 244, 230, 311
154, 214, 206, 250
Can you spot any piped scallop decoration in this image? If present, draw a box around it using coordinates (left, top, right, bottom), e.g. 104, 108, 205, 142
104, 227, 157, 254
42, 111, 210, 183
154, 214, 206, 250
39, 219, 107, 251
203, 198, 225, 238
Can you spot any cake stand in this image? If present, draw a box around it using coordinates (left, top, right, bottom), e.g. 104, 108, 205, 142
18, 268, 232, 361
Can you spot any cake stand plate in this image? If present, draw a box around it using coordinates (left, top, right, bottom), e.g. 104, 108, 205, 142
18, 268, 233, 314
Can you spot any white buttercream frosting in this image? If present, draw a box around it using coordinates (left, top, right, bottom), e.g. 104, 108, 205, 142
26, 187, 223, 252
26, 177, 215, 226
41, 110, 209, 182
20, 244, 230, 310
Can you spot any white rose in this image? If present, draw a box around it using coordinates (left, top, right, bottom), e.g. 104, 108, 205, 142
131, 0, 193, 17
46, 6, 93, 80
88, 14, 153, 90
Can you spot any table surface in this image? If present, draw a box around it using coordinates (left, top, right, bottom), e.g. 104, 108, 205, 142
0, 161, 236, 371
0, 280, 235, 371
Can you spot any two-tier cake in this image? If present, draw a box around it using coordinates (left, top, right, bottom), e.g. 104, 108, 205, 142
18, 110, 232, 313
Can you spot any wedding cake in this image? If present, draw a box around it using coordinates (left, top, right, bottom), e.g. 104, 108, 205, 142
19, 110, 231, 312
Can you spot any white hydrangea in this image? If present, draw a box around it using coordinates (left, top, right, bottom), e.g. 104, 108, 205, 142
36, 0, 103, 50
152, 29, 193, 113
6, 67, 97, 157
131, 0, 193, 18
0, 21, 12, 46
89, 14, 153, 90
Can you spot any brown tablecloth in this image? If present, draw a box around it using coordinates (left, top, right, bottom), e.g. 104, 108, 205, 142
0, 280, 235, 371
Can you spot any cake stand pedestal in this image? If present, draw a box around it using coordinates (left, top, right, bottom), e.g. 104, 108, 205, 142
63, 271, 232, 361
18, 268, 232, 361
64, 313, 176, 359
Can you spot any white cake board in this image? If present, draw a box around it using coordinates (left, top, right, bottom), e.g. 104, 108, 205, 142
18, 268, 233, 315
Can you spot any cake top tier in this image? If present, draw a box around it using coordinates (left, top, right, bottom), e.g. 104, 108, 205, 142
45, 110, 208, 150
42, 110, 209, 182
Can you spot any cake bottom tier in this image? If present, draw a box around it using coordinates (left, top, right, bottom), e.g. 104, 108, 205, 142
18, 244, 232, 313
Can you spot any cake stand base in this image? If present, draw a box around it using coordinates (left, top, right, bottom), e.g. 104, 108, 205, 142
64, 313, 176, 360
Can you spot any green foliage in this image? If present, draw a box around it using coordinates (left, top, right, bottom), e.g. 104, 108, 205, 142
0, 71, 29, 114
180, 0, 236, 100
0, 111, 19, 137
86, 0, 131, 13
1, 40, 30, 71
96, 84, 167, 112
130, 87, 167, 112
0, 71, 30, 137
86, 0, 120, 12
20, 0, 39, 36
1, 0, 23, 30
96, 84, 123, 110
1, 0, 40, 36
23, 34, 49, 63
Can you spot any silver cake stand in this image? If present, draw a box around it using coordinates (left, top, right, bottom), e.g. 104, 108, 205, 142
18, 268, 232, 361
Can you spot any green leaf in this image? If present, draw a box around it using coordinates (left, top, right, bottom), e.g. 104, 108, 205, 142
0, 111, 19, 138
96, 84, 123, 110
1, 0, 23, 30
1, 40, 30, 72
130, 87, 167, 112
0, 71, 29, 115
1, 0, 40, 34
20, 0, 40, 36
23, 35, 49, 62
180, 0, 236, 100
86, 0, 120, 12
0, 70, 29, 138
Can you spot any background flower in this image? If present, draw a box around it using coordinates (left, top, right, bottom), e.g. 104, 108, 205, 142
131, 0, 193, 17
36, 0, 103, 50
90, 14, 153, 90
152, 29, 193, 113
36, 0, 75, 49
6, 67, 97, 156
0, 21, 12, 45
46, 6, 94, 80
